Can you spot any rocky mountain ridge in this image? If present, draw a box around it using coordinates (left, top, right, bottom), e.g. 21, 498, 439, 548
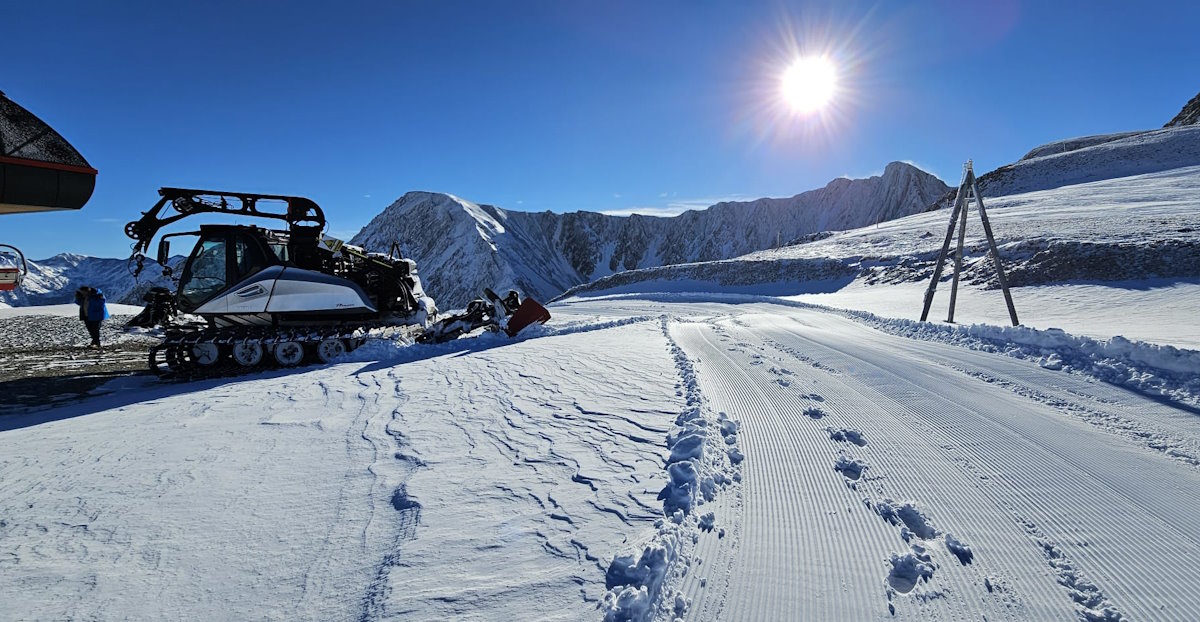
1165, 89, 1200, 127
351, 161, 949, 307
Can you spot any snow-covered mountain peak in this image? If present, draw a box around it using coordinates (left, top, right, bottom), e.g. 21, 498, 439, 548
41, 252, 90, 267
351, 164, 948, 307
446, 193, 506, 237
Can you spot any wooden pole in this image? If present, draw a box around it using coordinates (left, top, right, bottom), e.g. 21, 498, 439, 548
972, 177, 1020, 326
920, 188, 967, 322
946, 174, 971, 323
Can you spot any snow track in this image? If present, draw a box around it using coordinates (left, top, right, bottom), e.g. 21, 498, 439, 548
4, 298, 1199, 620
646, 300, 1200, 621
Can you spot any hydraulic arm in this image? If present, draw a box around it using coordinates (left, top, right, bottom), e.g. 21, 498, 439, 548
125, 187, 326, 257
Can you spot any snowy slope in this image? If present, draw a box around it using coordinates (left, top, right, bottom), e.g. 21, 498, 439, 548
0, 253, 172, 308
563, 165, 1200, 349
973, 125, 1200, 198
4, 161, 1199, 621
351, 162, 948, 307
4, 296, 1200, 621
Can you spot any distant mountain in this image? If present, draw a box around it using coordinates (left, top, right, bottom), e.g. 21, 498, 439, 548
0, 253, 171, 308
1165, 90, 1200, 127
972, 125, 1200, 199
350, 162, 949, 307
926, 126, 1200, 210
927, 90, 1200, 206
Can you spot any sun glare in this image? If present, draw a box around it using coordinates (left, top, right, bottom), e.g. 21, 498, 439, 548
781, 56, 838, 114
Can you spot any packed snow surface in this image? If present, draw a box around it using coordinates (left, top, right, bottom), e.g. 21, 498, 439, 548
4, 291, 1200, 620
566, 165, 1200, 350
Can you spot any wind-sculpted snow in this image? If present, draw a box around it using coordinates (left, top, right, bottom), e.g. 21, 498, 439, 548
600, 316, 743, 622
350, 163, 947, 307
6, 296, 1200, 619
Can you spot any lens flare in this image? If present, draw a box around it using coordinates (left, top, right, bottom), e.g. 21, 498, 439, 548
729, 8, 878, 152
781, 56, 838, 114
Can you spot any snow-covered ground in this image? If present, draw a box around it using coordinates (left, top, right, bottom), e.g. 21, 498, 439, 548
4, 162, 1200, 620
788, 279, 1200, 350
3, 296, 1199, 621
566, 165, 1200, 351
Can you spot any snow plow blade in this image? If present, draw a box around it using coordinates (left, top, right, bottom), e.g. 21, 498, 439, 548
417, 289, 549, 344
505, 297, 551, 337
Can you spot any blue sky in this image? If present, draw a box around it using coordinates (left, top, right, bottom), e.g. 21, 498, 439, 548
5, 0, 1198, 258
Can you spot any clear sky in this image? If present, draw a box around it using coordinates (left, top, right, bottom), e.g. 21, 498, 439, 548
5, 0, 1198, 259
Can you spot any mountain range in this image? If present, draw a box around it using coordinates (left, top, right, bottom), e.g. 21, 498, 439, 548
350, 161, 948, 307
5, 89, 1197, 311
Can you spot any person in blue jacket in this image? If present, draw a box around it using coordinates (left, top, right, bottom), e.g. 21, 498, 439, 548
74, 286, 110, 348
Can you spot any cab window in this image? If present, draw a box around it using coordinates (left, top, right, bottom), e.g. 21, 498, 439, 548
179, 238, 228, 309
234, 234, 271, 280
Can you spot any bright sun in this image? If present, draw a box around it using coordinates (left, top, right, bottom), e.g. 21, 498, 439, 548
781, 56, 838, 114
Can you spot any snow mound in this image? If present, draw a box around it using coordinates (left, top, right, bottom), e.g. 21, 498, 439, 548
1019, 131, 1147, 161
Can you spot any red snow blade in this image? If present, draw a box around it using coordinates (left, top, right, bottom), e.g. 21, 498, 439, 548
506, 297, 551, 337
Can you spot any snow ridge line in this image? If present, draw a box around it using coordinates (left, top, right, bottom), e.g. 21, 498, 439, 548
357, 373, 426, 622
577, 292, 1200, 406
946, 363, 1200, 469
599, 316, 742, 622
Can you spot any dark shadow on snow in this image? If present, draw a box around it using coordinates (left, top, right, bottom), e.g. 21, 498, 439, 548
0, 365, 336, 433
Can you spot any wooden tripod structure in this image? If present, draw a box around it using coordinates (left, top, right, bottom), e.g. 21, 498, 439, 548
920, 161, 1019, 326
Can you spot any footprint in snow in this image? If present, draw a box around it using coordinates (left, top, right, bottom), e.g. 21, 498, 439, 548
834, 455, 867, 488
871, 499, 938, 540
945, 534, 974, 565
803, 406, 826, 420
886, 547, 935, 594
828, 427, 867, 447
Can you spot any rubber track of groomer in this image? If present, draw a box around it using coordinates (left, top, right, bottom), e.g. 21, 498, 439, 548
149, 323, 417, 381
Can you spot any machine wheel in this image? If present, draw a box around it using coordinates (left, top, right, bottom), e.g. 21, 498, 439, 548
316, 338, 347, 363
232, 342, 264, 367
191, 343, 221, 366
273, 341, 305, 366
